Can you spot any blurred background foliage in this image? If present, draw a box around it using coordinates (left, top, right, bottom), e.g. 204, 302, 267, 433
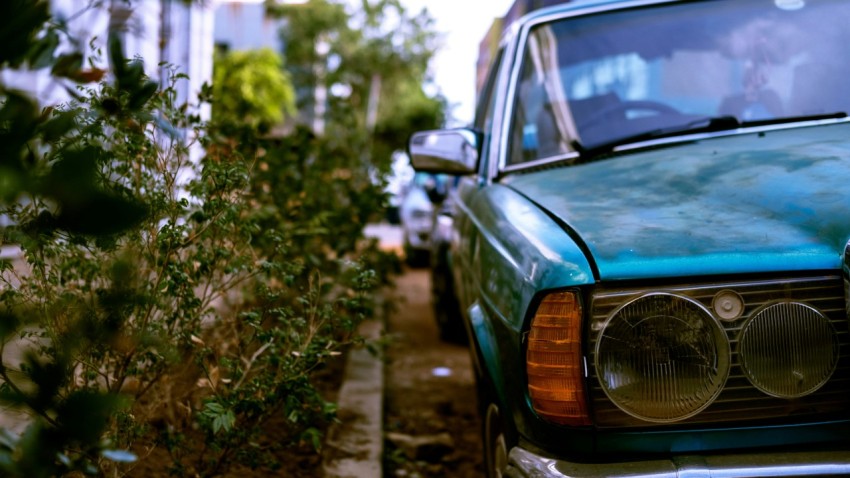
0, 0, 444, 476
212, 48, 296, 132
268, 0, 446, 173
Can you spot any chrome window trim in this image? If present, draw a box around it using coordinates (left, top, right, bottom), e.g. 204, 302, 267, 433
491, 0, 683, 179
479, 22, 522, 185
500, 152, 580, 175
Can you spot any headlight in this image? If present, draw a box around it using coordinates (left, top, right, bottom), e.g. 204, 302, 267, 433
526, 291, 591, 426
595, 293, 729, 423
739, 302, 838, 398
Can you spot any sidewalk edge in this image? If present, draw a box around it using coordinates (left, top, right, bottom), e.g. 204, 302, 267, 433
321, 308, 385, 477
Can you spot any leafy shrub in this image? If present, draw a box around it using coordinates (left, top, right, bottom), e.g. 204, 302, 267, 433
0, 2, 394, 477
211, 48, 296, 132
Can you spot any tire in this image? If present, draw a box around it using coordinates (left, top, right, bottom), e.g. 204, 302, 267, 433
474, 335, 516, 478
403, 241, 429, 268
483, 403, 510, 478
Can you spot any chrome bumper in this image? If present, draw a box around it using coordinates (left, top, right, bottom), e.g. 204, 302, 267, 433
506, 446, 850, 477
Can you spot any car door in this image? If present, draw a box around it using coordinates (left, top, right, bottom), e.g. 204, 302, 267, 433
452, 48, 506, 315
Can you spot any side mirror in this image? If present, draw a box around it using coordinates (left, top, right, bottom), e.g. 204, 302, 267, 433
408, 128, 480, 175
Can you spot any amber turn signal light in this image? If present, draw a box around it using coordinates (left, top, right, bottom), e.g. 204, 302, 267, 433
526, 291, 591, 426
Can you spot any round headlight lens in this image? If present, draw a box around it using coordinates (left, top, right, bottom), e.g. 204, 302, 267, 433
596, 293, 730, 423
739, 302, 839, 398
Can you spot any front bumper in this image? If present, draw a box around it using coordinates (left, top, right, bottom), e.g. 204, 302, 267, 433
506, 446, 850, 477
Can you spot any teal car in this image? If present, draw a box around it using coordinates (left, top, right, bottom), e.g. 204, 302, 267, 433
409, 0, 850, 476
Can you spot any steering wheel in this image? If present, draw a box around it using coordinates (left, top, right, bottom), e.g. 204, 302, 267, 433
580, 100, 681, 129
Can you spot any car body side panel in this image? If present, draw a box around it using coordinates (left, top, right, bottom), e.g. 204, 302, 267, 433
450, 176, 595, 439
455, 182, 594, 330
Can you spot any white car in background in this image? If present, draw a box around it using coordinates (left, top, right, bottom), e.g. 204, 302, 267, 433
383, 151, 415, 225
399, 172, 449, 266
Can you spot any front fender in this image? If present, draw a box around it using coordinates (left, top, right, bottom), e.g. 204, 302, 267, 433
467, 302, 504, 401
465, 184, 596, 331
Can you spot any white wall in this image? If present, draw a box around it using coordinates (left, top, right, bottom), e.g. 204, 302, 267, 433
2, 0, 214, 115
214, 2, 287, 53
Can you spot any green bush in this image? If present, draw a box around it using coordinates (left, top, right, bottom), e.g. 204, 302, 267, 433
212, 48, 296, 132
0, 2, 394, 477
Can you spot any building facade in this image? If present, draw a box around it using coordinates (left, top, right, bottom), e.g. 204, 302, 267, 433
3, 0, 215, 114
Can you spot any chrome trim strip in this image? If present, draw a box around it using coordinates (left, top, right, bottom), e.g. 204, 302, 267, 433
479, 15, 524, 185
493, 0, 685, 177
520, 0, 683, 33
501, 153, 580, 175
507, 446, 850, 478
609, 117, 850, 154
487, 20, 521, 183
591, 275, 844, 300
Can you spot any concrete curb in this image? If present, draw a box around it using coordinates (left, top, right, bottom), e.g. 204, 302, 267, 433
322, 317, 385, 477
321, 225, 397, 477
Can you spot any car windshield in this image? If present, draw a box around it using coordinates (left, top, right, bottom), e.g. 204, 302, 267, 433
509, 0, 850, 165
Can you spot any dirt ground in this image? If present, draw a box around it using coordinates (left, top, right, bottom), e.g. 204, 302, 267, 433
124, 354, 345, 478
383, 267, 484, 477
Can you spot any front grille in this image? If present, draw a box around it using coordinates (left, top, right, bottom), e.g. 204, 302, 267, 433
588, 275, 850, 428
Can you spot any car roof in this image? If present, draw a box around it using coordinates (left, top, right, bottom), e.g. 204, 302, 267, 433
499, 0, 674, 47
528, 0, 669, 18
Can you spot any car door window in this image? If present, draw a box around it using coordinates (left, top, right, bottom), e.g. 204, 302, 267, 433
475, 48, 504, 175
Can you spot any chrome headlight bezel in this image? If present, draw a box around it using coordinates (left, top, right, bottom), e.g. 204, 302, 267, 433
595, 292, 731, 423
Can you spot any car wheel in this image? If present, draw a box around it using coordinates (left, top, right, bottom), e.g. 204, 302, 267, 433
484, 403, 509, 478
434, 289, 465, 343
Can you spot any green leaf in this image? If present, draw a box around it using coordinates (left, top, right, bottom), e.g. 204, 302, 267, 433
126, 80, 158, 111
50, 52, 83, 79
56, 391, 128, 445
204, 402, 235, 435
28, 28, 59, 69
39, 110, 77, 142
0, 0, 51, 68
0, 448, 13, 470
0, 310, 20, 340
16, 421, 57, 476
54, 190, 147, 236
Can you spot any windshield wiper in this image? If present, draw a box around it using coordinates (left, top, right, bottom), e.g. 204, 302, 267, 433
739, 111, 847, 127
573, 115, 741, 159
572, 111, 847, 161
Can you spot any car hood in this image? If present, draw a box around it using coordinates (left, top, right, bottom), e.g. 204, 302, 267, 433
505, 122, 850, 280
